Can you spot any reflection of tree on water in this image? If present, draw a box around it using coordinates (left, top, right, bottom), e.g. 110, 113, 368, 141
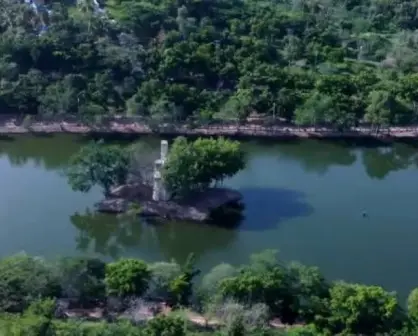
70, 208, 240, 265
361, 144, 418, 179
4, 135, 418, 181
71, 208, 143, 259
146, 220, 239, 265
267, 140, 357, 175
249, 139, 418, 180
0, 135, 83, 170
0, 135, 164, 171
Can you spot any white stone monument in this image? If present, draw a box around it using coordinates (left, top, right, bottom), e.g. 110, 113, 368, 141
161, 140, 168, 163
152, 141, 169, 201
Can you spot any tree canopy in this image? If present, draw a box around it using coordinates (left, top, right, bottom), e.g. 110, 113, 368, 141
65, 136, 245, 198
2, 0, 418, 129
163, 137, 246, 196
65, 141, 130, 194
0, 251, 417, 335
105, 258, 150, 297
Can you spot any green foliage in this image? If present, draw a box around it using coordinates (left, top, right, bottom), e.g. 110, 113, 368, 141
105, 258, 150, 298
145, 315, 186, 336
287, 262, 329, 323
364, 90, 410, 128
200, 263, 237, 299
285, 324, 324, 336
0, 313, 52, 336
163, 137, 246, 196
0, 252, 411, 336
324, 282, 402, 335
66, 141, 130, 194
0, 254, 61, 312
26, 298, 57, 319
169, 254, 200, 307
2, 0, 418, 129
218, 264, 296, 323
407, 288, 418, 322
58, 257, 106, 305
52, 320, 110, 336
148, 261, 182, 301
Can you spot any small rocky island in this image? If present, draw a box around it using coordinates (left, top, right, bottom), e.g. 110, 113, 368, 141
96, 140, 243, 222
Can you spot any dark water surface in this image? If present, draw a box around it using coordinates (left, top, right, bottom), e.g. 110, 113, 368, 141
1, 134, 418, 300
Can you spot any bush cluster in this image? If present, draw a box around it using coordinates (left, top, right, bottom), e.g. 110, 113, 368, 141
0, 251, 417, 335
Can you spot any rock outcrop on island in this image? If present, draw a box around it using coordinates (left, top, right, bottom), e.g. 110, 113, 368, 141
96, 183, 243, 222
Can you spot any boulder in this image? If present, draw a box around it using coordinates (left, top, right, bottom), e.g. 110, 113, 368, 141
96, 198, 129, 213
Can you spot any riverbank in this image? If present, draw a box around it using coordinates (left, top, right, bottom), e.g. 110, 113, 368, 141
1, 116, 418, 139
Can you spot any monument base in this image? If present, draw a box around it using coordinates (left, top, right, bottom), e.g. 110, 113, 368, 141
96, 183, 243, 222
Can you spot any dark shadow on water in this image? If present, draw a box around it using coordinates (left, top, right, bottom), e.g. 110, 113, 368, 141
77, 134, 163, 148
81, 133, 141, 143
29, 132, 55, 138
237, 187, 314, 231
206, 202, 245, 229
243, 137, 390, 148
396, 138, 418, 148
0, 134, 15, 142
320, 138, 390, 148
241, 137, 302, 147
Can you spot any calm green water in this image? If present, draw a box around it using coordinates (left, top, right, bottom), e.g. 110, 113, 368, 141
1, 134, 418, 300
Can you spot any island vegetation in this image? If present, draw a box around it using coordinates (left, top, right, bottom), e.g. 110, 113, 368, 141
66, 137, 245, 197
2, 0, 418, 132
66, 140, 131, 195
0, 250, 417, 335
162, 137, 245, 196
65, 137, 246, 220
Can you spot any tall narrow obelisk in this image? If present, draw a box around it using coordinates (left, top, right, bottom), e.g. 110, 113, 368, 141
152, 140, 169, 201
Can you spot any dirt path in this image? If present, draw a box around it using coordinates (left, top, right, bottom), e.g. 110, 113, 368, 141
62, 303, 300, 330
0, 116, 417, 139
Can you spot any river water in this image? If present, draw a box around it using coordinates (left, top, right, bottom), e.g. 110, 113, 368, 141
1, 134, 418, 300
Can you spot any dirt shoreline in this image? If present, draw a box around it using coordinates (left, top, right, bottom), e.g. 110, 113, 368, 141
1, 116, 418, 139
60, 300, 298, 330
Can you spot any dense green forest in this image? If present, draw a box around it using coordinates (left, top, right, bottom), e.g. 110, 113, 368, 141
3, 0, 418, 128
1, 250, 418, 335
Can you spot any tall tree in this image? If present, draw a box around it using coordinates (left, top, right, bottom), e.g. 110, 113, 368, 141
66, 141, 130, 195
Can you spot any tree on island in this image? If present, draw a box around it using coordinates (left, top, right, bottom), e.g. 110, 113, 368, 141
66, 141, 130, 195
66, 137, 245, 199
162, 136, 246, 197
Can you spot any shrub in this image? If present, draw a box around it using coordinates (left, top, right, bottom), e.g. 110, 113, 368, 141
286, 324, 325, 336
58, 257, 106, 306
105, 259, 150, 298
147, 261, 182, 300
325, 282, 403, 335
145, 315, 186, 336
0, 313, 52, 336
0, 254, 61, 312
200, 263, 237, 300
408, 288, 418, 322
26, 298, 57, 319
